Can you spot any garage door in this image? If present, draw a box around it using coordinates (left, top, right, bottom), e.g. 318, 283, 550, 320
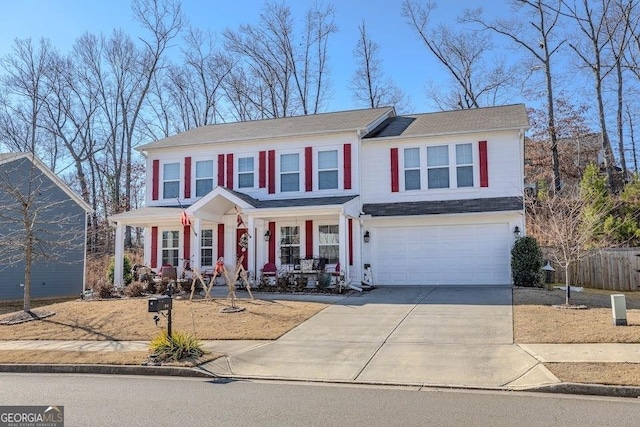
374, 223, 511, 285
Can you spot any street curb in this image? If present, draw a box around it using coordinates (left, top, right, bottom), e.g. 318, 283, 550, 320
525, 382, 640, 398
2, 364, 640, 398
0, 364, 214, 378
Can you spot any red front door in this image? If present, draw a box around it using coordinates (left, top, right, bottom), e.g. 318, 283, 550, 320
236, 228, 249, 270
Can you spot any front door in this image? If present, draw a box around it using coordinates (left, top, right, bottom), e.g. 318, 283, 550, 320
236, 228, 249, 270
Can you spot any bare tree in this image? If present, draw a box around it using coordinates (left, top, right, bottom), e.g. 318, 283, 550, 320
223, 1, 336, 118
0, 38, 55, 164
0, 154, 86, 313
526, 178, 611, 305
350, 20, 410, 112
76, 0, 183, 247
465, 0, 565, 191
604, 0, 636, 177
561, 0, 619, 190
402, 0, 514, 109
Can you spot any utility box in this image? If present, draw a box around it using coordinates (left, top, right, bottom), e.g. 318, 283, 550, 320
148, 295, 172, 312
611, 294, 627, 326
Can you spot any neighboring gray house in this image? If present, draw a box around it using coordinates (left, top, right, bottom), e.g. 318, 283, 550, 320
0, 153, 91, 301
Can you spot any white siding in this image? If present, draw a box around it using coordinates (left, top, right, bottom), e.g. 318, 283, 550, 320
360, 130, 523, 205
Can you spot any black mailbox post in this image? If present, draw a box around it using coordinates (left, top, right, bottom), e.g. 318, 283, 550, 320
148, 284, 174, 338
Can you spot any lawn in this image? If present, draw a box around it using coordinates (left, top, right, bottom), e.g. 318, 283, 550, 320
514, 286, 640, 387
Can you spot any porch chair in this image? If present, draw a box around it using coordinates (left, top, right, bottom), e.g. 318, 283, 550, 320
159, 265, 177, 286
260, 262, 278, 288
329, 262, 342, 291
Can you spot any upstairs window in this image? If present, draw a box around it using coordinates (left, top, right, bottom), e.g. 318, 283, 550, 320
403, 148, 421, 190
195, 160, 213, 197
318, 150, 338, 190
280, 153, 300, 192
238, 157, 254, 188
163, 163, 180, 199
427, 145, 449, 189
318, 224, 339, 264
456, 143, 474, 187
161, 230, 179, 266
280, 226, 300, 264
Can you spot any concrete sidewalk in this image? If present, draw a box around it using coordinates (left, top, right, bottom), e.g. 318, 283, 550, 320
2, 286, 640, 393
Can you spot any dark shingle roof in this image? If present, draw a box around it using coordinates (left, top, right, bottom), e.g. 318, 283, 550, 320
362, 197, 523, 217
137, 107, 394, 151
224, 188, 357, 209
363, 104, 529, 139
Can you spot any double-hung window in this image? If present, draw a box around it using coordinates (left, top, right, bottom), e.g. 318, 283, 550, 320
200, 229, 213, 267
280, 153, 300, 192
238, 157, 254, 188
163, 163, 180, 199
195, 160, 213, 197
161, 230, 179, 266
456, 143, 474, 187
404, 148, 421, 190
318, 225, 339, 264
318, 150, 338, 190
427, 145, 449, 189
280, 226, 300, 264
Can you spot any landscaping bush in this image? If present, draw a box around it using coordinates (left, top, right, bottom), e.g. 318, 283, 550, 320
107, 256, 133, 285
149, 330, 204, 362
124, 281, 145, 297
511, 236, 544, 287
93, 280, 117, 298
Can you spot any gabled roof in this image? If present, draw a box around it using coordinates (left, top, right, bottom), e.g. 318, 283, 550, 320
137, 107, 395, 151
364, 104, 529, 139
0, 152, 92, 213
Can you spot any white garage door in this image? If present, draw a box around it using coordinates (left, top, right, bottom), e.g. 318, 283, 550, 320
374, 223, 511, 285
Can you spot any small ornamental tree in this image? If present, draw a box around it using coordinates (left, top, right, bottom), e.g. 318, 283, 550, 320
511, 236, 544, 287
108, 256, 133, 285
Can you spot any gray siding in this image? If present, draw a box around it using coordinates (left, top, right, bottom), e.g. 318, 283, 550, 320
0, 157, 86, 301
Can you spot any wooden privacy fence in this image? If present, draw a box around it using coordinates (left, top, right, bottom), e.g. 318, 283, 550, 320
541, 247, 640, 291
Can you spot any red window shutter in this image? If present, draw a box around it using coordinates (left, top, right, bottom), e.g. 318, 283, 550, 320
268, 222, 276, 263
183, 225, 191, 261
217, 154, 225, 186
184, 157, 191, 198
259, 151, 266, 188
305, 220, 313, 258
152, 160, 159, 200
226, 153, 234, 189
348, 219, 353, 266
268, 150, 276, 194
305, 147, 313, 191
217, 223, 225, 259
151, 226, 158, 268
479, 140, 488, 188
344, 144, 352, 190
390, 148, 399, 192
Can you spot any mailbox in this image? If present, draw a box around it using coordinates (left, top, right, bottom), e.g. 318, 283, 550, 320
148, 295, 172, 312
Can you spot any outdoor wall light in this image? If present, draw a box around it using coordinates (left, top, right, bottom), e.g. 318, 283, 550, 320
364, 231, 370, 243
513, 226, 521, 239
264, 230, 271, 241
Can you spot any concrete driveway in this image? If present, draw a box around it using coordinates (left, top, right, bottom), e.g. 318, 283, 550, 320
204, 286, 557, 389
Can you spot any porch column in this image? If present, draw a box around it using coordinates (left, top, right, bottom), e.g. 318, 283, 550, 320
193, 217, 201, 271
114, 221, 124, 287
247, 216, 256, 275
338, 211, 348, 277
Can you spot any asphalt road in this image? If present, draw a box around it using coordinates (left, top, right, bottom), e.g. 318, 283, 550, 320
1, 374, 639, 427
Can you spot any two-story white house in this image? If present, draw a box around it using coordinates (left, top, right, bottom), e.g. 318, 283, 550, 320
109, 104, 529, 287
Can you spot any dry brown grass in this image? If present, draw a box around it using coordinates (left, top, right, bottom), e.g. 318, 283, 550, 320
513, 287, 640, 343
0, 350, 221, 366
0, 297, 327, 341
0, 298, 77, 315
546, 363, 640, 386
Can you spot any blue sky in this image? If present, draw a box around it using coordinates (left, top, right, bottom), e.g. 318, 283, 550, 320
0, 0, 508, 113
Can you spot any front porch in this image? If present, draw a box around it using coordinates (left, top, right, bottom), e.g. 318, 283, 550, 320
109, 187, 364, 288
